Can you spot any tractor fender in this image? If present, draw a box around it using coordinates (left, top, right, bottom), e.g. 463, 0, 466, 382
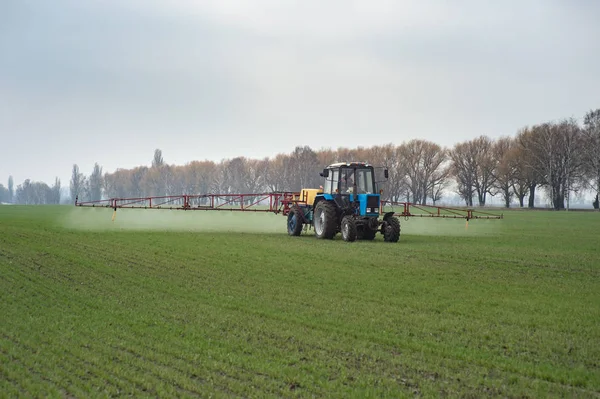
382, 211, 395, 221
313, 195, 331, 211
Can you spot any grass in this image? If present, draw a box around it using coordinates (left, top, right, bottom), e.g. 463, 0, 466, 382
1, 205, 599, 398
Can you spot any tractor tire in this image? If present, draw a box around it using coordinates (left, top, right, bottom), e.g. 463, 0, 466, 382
287, 206, 304, 236
341, 216, 357, 242
383, 216, 401, 242
314, 201, 337, 239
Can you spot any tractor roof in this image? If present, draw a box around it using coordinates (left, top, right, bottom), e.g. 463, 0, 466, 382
327, 162, 371, 168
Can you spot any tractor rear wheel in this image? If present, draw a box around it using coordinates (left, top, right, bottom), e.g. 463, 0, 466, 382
383, 216, 401, 242
287, 206, 303, 236
341, 216, 357, 242
314, 201, 337, 239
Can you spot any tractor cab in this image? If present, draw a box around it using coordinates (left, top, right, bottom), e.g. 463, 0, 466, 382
321, 163, 377, 195
318, 162, 387, 217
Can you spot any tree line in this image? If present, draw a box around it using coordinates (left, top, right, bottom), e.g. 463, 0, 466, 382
0, 175, 62, 205
4, 108, 599, 209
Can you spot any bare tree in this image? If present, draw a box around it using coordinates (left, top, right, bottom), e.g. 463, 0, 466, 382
525, 120, 585, 210
264, 154, 291, 192
51, 177, 61, 204
0, 184, 8, 203
369, 144, 406, 202
70, 164, 85, 203
152, 149, 164, 168
8, 175, 14, 203
420, 142, 448, 205
449, 136, 496, 206
147, 149, 168, 196
398, 141, 423, 204
103, 171, 118, 198
89, 163, 103, 201
211, 162, 230, 195
510, 143, 529, 207
516, 127, 544, 207
449, 142, 476, 206
472, 136, 497, 206
397, 140, 448, 205
582, 109, 600, 209
492, 137, 518, 208
289, 146, 319, 190
15, 179, 53, 205
130, 166, 148, 198
162, 165, 175, 196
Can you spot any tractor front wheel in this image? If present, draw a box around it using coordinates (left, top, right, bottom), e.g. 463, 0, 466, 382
341, 216, 357, 242
314, 201, 337, 239
287, 206, 304, 236
383, 216, 401, 242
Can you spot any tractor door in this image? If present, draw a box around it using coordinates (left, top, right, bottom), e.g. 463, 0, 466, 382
323, 169, 339, 195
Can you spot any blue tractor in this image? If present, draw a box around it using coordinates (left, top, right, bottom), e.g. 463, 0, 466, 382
286, 162, 401, 242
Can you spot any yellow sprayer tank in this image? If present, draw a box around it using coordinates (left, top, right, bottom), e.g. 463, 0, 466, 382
298, 188, 322, 206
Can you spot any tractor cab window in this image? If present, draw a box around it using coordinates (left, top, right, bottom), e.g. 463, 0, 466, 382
357, 169, 375, 194
341, 167, 375, 194
323, 169, 338, 194
323, 170, 332, 194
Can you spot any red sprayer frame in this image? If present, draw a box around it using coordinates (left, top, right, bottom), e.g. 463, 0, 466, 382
75, 193, 503, 220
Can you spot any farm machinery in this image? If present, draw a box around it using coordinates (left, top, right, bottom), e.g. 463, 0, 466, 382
75, 161, 503, 242
286, 162, 399, 242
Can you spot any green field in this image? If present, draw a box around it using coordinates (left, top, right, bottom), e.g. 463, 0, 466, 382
1, 206, 599, 398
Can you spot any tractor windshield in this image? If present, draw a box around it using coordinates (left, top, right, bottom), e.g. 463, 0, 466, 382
340, 167, 375, 194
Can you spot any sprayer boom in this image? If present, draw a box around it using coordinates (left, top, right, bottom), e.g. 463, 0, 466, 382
75, 193, 503, 220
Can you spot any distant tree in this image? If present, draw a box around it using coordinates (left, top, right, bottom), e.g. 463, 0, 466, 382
70, 164, 85, 203
582, 109, 600, 209
104, 169, 132, 198
148, 149, 168, 196
525, 120, 585, 210
509, 142, 529, 207
8, 175, 14, 203
0, 184, 8, 203
289, 146, 319, 190
449, 136, 497, 206
88, 163, 104, 201
398, 140, 424, 204
211, 162, 229, 195
264, 154, 290, 192
16, 180, 30, 204
51, 177, 61, 204
449, 142, 476, 206
398, 139, 448, 205
472, 136, 497, 206
179, 160, 216, 201
15, 179, 53, 204
492, 137, 519, 208
131, 166, 148, 197
152, 149, 164, 168
369, 144, 406, 202
516, 127, 544, 208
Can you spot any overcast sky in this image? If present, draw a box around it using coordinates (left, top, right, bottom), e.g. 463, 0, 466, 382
1, 0, 599, 187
